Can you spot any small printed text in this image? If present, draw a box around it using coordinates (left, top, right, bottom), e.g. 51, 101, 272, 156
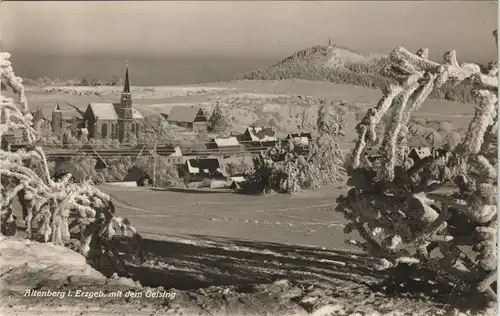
24, 289, 176, 299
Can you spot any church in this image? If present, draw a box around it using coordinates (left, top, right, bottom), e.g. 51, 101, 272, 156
81, 64, 144, 142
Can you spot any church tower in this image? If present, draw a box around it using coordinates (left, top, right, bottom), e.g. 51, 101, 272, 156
120, 63, 134, 141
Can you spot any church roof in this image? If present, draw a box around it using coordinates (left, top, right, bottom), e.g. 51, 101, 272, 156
89, 103, 119, 120
167, 106, 204, 123
88, 103, 144, 121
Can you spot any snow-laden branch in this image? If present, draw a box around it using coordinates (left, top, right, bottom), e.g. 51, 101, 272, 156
0, 52, 137, 257
337, 30, 498, 310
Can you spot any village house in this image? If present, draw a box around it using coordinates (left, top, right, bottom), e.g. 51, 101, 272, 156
229, 176, 246, 190
1, 130, 25, 151
51, 103, 83, 138
163, 106, 208, 133
120, 143, 185, 165
181, 157, 227, 183
409, 147, 432, 163
122, 166, 153, 187
242, 126, 277, 147
156, 144, 185, 164
80, 64, 144, 142
286, 132, 312, 146
432, 148, 451, 159
207, 136, 241, 150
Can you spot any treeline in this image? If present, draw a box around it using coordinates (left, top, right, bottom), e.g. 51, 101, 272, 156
240, 46, 480, 104
22, 75, 124, 87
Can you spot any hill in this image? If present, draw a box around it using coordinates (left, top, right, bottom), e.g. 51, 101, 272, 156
238, 44, 480, 104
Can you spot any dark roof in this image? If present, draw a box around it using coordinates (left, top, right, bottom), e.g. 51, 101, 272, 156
123, 166, 151, 182
167, 106, 206, 123
366, 155, 382, 163
187, 158, 222, 173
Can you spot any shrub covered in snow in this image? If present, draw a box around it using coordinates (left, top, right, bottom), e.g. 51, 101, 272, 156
241, 107, 346, 194
336, 31, 498, 312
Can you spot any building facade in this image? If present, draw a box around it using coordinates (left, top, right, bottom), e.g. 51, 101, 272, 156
81, 64, 144, 142
163, 106, 208, 133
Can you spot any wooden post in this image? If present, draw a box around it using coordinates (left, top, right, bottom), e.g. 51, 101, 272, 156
152, 139, 157, 187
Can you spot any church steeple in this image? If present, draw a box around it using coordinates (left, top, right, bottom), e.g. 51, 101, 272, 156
120, 62, 132, 110
123, 62, 130, 94
119, 61, 134, 142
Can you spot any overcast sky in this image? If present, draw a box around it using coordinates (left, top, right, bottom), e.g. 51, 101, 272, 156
1, 1, 498, 61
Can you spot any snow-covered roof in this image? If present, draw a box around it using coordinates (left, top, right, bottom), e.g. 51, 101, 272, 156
230, 176, 245, 183
214, 136, 240, 147
167, 106, 205, 123
411, 147, 432, 159
289, 136, 309, 146
89, 103, 118, 120
187, 160, 199, 173
87, 102, 144, 121
287, 132, 312, 140
246, 127, 277, 142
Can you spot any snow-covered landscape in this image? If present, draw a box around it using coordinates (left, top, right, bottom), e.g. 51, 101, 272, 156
1, 2, 498, 316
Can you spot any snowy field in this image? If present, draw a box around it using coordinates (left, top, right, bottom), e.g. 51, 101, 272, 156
102, 184, 353, 250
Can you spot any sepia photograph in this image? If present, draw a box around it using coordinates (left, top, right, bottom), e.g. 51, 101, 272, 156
0, 1, 498, 315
